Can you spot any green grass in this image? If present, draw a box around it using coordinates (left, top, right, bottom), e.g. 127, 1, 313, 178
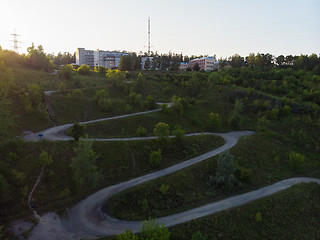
100, 183, 320, 240
107, 131, 320, 220
169, 182, 320, 240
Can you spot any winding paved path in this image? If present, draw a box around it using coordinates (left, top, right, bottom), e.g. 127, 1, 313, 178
23, 100, 320, 239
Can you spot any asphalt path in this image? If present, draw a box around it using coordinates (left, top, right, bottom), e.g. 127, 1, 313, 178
23, 100, 320, 239
23, 104, 171, 142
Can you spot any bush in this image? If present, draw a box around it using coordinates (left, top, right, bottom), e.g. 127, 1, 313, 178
67, 89, 84, 98
140, 219, 170, 240
149, 149, 162, 168
38, 151, 52, 166
239, 167, 252, 183
192, 231, 206, 240
208, 112, 221, 131
98, 98, 112, 111
71, 122, 84, 141
94, 90, 109, 103
159, 184, 170, 195
58, 64, 74, 80
59, 81, 67, 91
77, 64, 90, 75
161, 103, 169, 113
171, 95, 183, 115
154, 122, 170, 141
216, 150, 235, 185
289, 151, 305, 170
145, 95, 155, 110
172, 125, 185, 142
282, 105, 291, 116
136, 126, 147, 137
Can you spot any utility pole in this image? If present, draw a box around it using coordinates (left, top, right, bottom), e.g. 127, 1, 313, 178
148, 17, 151, 56
11, 28, 21, 53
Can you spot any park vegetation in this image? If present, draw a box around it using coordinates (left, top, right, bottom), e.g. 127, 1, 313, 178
0, 45, 319, 239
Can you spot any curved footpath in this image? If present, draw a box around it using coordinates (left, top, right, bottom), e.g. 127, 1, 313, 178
25, 130, 320, 240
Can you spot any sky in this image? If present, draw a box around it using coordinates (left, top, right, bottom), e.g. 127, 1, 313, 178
0, 0, 319, 58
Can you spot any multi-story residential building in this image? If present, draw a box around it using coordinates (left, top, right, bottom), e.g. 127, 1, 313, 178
179, 62, 190, 71
76, 48, 129, 69
189, 56, 219, 71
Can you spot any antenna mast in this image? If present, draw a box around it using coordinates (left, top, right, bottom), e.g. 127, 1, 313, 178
11, 28, 21, 52
148, 17, 150, 56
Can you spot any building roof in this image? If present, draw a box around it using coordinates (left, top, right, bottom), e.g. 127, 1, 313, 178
190, 56, 216, 61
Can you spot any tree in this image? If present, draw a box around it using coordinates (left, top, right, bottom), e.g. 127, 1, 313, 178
154, 122, 170, 140
228, 99, 244, 128
68, 89, 84, 98
216, 150, 235, 186
276, 55, 285, 67
247, 53, 255, 68
136, 126, 147, 137
0, 174, 11, 203
192, 231, 206, 240
106, 69, 127, 91
77, 64, 90, 75
209, 112, 221, 131
289, 152, 305, 170
94, 90, 109, 103
172, 125, 185, 142
144, 58, 151, 70
193, 62, 200, 71
135, 73, 145, 93
59, 64, 74, 79
170, 95, 183, 115
71, 136, 100, 191
71, 122, 85, 141
38, 151, 52, 166
26, 43, 55, 72
229, 54, 244, 68
140, 219, 170, 240
149, 149, 162, 168
145, 95, 155, 110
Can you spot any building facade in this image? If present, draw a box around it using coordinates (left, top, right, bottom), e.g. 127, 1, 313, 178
179, 62, 190, 71
76, 48, 129, 69
188, 56, 219, 71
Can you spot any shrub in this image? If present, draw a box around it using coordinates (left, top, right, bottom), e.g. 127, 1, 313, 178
289, 151, 305, 170
161, 103, 169, 113
77, 64, 90, 75
216, 150, 235, 185
67, 89, 84, 98
38, 151, 52, 166
239, 167, 252, 183
59, 81, 67, 91
140, 219, 170, 240
98, 98, 112, 111
71, 122, 84, 141
228, 99, 244, 128
171, 95, 183, 115
149, 149, 162, 168
94, 90, 109, 103
282, 105, 291, 116
159, 184, 170, 195
145, 95, 155, 110
117, 230, 138, 240
58, 188, 71, 199
136, 126, 147, 137
172, 125, 185, 142
124, 104, 132, 113
268, 106, 279, 119
192, 231, 206, 240
153, 122, 170, 140
208, 112, 221, 131
58, 64, 74, 79
255, 212, 262, 222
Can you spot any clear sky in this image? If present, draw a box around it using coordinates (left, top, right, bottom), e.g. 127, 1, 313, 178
1, 0, 319, 58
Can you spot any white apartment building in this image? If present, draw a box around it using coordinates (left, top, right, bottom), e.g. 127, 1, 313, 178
76, 48, 129, 68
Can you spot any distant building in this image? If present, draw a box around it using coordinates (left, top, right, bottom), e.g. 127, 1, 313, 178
179, 62, 190, 71
76, 48, 129, 69
189, 56, 219, 71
